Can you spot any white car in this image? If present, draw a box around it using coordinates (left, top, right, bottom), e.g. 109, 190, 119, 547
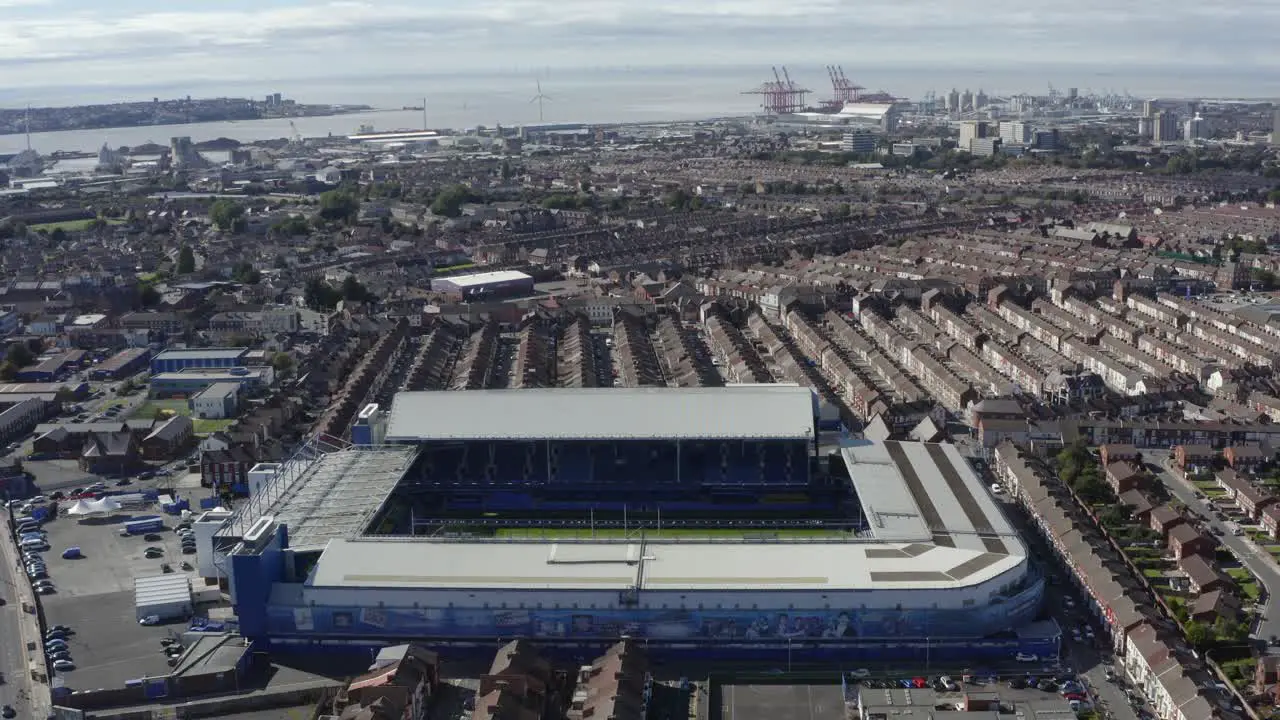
51, 659, 75, 672
138, 615, 160, 626
848, 668, 872, 679
1015, 652, 1038, 662
989, 483, 1003, 494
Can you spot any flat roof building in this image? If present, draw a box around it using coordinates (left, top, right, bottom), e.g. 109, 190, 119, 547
150, 348, 250, 375
430, 270, 534, 299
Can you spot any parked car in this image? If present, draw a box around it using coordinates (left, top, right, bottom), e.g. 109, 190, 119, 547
51, 659, 75, 672
138, 615, 160, 626
143, 533, 163, 542
1015, 653, 1038, 662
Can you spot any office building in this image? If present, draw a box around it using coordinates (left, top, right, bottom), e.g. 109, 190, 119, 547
960, 89, 974, 112
975, 89, 989, 110
1000, 121, 1032, 145
841, 130, 877, 154
1142, 99, 1156, 117
969, 137, 1002, 157
947, 88, 960, 112
1033, 129, 1060, 151
1138, 117, 1154, 140
959, 121, 989, 152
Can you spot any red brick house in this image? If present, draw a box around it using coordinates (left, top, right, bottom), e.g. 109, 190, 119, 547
1100, 443, 1140, 468
141, 416, 194, 462
1149, 505, 1186, 537
1224, 444, 1268, 471
1167, 524, 1215, 560
1262, 504, 1280, 540
1105, 461, 1146, 494
1118, 489, 1155, 524
1173, 444, 1217, 471
1236, 483, 1276, 522
1178, 553, 1229, 594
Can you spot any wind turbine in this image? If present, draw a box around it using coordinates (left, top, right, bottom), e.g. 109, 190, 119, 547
530, 80, 552, 123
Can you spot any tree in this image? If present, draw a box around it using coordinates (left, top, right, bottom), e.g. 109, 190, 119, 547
0, 361, 16, 382
1184, 621, 1211, 649
341, 275, 375, 304
5, 342, 34, 368
138, 284, 162, 307
54, 387, 77, 403
231, 261, 261, 284
318, 190, 360, 223
177, 246, 196, 274
270, 215, 310, 237
430, 184, 475, 218
209, 199, 246, 232
304, 278, 343, 310
271, 352, 294, 377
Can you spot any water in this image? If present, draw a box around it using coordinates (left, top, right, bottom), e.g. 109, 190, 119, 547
4, 64, 1278, 155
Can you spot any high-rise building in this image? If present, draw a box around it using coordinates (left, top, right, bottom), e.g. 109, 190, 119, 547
960, 89, 974, 111
1138, 116, 1154, 139
1153, 111, 1179, 143
1067, 88, 1079, 100
1142, 99, 1156, 117
946, 88, 960, 112
975, 89, 989, 110
959, 121, 989, 151
1000, 121, 1032, 145
1184, 114, 1206, 142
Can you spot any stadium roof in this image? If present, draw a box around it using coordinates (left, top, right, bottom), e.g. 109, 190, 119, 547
309, 537, 1025, 592
842, 440, 1017, 553
221, 446, 418, 549
439, 270, 533, 288
384, 386, 816, 442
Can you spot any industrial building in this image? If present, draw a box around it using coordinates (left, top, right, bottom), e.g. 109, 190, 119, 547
430, 270, 535, 300
91, 347, 152, 381
150, 367, 272, 398
212, 387, 1048, 661
150, 348, 250, 375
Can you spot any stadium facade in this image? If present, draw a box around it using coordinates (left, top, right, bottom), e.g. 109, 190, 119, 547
215, 387, 1051, 661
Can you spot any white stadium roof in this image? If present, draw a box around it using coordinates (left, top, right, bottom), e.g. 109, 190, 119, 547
384, 386, 816, 442
310, 537, 1024, 592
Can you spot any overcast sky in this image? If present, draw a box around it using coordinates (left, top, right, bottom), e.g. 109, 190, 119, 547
3, 0, 1278, 97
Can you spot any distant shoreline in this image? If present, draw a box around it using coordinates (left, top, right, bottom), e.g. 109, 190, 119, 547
0, 106, 379, 139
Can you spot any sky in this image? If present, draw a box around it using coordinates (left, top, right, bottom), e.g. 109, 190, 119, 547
2, 0, 1279, 103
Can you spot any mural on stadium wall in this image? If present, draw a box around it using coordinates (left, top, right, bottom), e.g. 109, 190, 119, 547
268, 581, 1042, 639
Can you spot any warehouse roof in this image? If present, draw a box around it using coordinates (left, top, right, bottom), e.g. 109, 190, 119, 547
384, 386, 816, 441
152, 348, 248, 361
440, 270, 533, 288
134, 573, 191, 610
310, 536, 1025, 592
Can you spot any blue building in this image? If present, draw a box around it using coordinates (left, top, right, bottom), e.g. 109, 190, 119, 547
150, 348, 249, 375
150, 367, 272, 398
212, 389, 1050, 661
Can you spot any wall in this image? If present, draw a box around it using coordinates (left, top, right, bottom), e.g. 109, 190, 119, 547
255, 579, 1043, 643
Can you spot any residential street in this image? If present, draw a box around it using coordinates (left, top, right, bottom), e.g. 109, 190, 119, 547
1152, 458, 1280, 643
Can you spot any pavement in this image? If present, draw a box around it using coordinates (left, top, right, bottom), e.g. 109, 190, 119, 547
1150, 458, 1280, 643
0, 515, 51, 719
36, 509, 197, 690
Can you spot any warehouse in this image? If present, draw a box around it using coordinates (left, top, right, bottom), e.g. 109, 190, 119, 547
430, 270, 535, 300
134, 574, 193, 621
150, 348, 249, 375
91, 348, 152, 381
150, 367, 272, 398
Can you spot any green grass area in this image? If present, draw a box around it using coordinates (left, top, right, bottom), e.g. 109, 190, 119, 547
490, 527, 852, 540
131, 398, 233, 435
1227, 567, 1262, 601
28, 217, 123, 232
193, 418, 234, 434
1142, 568, 1166, 580
132, 398, 191, 419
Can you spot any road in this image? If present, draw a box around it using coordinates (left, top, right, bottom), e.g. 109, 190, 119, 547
1151, 459, 1280, 643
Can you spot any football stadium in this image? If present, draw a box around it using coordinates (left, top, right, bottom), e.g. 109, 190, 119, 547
216, 386, 1052, 662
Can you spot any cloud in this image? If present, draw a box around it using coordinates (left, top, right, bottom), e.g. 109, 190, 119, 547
2, 0, 1279, 94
